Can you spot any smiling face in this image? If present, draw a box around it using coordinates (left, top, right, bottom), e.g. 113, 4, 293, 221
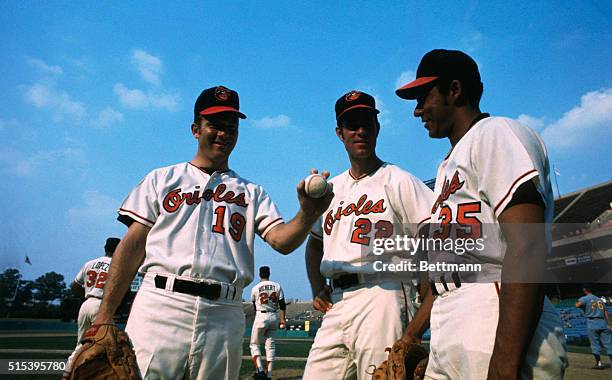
413, 84, 456, 139
191, 112, 239, 168
336, 108, 379, 160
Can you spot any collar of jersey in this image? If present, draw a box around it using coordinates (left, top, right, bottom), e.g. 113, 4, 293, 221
443, 113, 490, 161
188, 162, 232, 175
349, 161, 385, 181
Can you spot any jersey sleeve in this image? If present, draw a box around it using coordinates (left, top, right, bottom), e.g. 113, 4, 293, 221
472, 119, 549, 218
74, 264, 86, 286
254, 186, 284, 239
386, 172, 434, 236
277, 284, 285, 301
117, 170, 160, 227
310, 216, 324, 241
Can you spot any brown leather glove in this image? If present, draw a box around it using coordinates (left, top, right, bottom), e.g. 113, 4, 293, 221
369, 341, 429, 380
70, 324, 139, 380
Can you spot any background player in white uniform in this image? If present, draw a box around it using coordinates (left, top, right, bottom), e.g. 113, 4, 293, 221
303, 90, 434, 379
91, 86, 332, 380
63, 237, 120, 377
396, 49, 567, 379
576, 285, 612, 369
250, 266, 286, 380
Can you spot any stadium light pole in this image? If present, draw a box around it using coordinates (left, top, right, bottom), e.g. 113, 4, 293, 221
553, 165, 561, 199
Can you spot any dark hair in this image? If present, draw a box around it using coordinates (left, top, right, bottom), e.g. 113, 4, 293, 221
436, 76, 483, 107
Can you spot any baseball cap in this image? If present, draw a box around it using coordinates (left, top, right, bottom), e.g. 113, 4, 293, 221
194, 85, 246, 120
259, 266, 270, 278
104, 237, 120, 253
395, 49, 482, 100
335, 90, 380, 121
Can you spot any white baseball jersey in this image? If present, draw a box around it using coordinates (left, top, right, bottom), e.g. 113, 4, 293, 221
311, 163, 434, 277
251, 280, 284, 313
428, 116, 554, 282
74, 256, 112, 299
118, 162, 284, 288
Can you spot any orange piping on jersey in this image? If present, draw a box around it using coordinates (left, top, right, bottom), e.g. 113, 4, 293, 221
348, 161, 384, 180
310, 230, 323, 239
188, 161, 231, 175
493, 169, 538, 213
259, 217, 283, 237
119, 208, 155, 225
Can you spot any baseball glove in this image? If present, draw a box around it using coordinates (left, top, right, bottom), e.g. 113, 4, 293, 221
369, 341, 429, 380
69, 324, 139, 380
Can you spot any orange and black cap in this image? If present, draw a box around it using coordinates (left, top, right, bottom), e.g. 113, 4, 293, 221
396, 49, 482, 100
335, 90, 380, 121
194, 85, 246, 120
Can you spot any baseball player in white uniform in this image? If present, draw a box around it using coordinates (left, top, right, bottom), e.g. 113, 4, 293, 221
90, 85, 332, 380
63, 237, 120, 377
395, 49, 568, 379
303, 90, 434, 379
250, 266, 286, 380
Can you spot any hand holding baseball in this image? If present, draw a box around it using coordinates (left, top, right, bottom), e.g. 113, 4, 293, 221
297, 169, 334, 218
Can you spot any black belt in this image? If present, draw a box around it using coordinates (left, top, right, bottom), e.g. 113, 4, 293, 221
430, 272, 462, 296
154, 275, 226, 300
332, 273, 360, 290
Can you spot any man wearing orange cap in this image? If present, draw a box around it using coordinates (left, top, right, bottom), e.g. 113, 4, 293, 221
89, 86, 332, 379
395, 50, 567, 379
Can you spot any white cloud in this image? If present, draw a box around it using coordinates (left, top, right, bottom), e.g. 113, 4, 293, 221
113, 83, 148, 108
372, 94, 392, 127
395, 70, 415, 90
132, 49, 162, 86
26, 57, 63, 75
23, 83, 86, 122
67, 190, 120, 224
149, 92, 181, 111
462, 31, 483, 53
541, 88, 612, 149
252, 114, 291, 129
114, 83, 180, 112
517, 114, 545, 130
91, 107, 124, 129
0, 147, 87, 177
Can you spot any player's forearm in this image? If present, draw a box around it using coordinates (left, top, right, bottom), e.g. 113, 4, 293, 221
95, 224, 148, 324
490, 235, 546, 375
266, 210, 319, 254
305, 237, 326, 296
280, 309, 286, 321
489, 283, 543, 375
403, 286, 433, 341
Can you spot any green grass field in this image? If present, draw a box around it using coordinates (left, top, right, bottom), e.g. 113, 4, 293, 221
1, 331, 611, 379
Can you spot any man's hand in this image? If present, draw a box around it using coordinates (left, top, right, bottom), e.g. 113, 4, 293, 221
312, 284, 333, 313
297, 169, 334, 218
279, 319, 286, 329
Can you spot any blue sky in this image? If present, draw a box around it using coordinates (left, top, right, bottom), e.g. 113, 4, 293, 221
1, 1, 610, 300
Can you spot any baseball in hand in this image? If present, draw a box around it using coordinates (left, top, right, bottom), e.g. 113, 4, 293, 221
304, 173, 329, 198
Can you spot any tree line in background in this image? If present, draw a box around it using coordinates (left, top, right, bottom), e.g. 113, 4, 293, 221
0, 268, 77, 319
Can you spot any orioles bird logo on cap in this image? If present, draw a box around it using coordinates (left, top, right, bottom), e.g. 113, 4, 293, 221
345, 90, 362, 102
215, 86, 231, 101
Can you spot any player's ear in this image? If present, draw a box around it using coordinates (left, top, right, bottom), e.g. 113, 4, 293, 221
449, 80, 463, 106
335, 125, 344, 141
191, 122, 200, 139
